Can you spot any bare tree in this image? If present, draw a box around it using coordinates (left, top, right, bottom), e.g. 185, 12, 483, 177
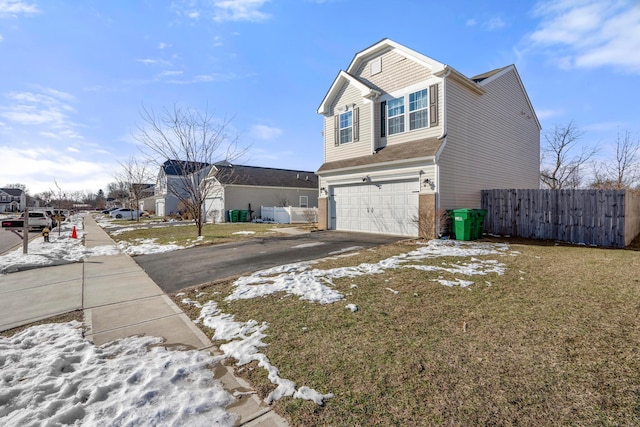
114, 156, 154, 222
134, 104, 245, 236
590, 129, 639, 190
107, 181, 130, 206
540, 122, 598, 189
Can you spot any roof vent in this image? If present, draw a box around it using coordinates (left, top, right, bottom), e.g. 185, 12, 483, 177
296, 173, 300, 180
305, 176, 309, 181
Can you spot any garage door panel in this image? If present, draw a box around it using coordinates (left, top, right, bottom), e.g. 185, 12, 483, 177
330, 179, 419, 236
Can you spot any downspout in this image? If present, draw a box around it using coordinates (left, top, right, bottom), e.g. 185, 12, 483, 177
368, 89, 381, 154
435, 68, 451, 210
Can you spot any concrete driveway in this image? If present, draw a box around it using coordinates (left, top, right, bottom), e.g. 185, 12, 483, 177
134, 231, 404, 293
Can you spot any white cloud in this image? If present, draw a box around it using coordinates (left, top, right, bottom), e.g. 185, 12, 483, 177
137, 58, 172, 66
465, 16, 505, 30
0, 147, 116, 194
536, 108, 564, 120
528, 0, 640, 73
213, 0, 270, 22
170, 0, 270, 23
158, 70, 184, 77
0, 33, 4, 43
0, 0, 40, 16
251, 124, 282, 140
158, 42, 171, 49
485, 17, 506, 30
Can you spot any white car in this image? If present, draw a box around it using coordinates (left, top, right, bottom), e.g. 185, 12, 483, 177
19, 212, 53, 230
110, 208, 141, 219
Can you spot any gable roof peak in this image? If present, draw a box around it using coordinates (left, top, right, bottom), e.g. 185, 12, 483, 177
346, 38, 447, 75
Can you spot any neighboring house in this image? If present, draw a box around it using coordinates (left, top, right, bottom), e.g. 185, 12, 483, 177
153, 160, 212, 217
202, 163, 318, 223
316, 38, 540, 237
0, 188, 26, 213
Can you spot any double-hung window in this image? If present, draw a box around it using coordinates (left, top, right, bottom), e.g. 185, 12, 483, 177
409, 89, 428, 130
339, 111, 353, 144
382, 86, 434, 137
387, 97, 405, 135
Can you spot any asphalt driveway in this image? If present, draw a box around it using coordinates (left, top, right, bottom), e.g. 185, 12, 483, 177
134, 231, 404, 293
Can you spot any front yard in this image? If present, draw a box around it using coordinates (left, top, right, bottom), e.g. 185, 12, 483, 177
174, 237, 640, 426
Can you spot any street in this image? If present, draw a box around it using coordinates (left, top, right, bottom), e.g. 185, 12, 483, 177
0, 226, 38, 255
134, 231, 404, 293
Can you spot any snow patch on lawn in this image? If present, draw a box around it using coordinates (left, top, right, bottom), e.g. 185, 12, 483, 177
0, 321, 236, 426
227, 239, 512, 304
182, 299, 334, 405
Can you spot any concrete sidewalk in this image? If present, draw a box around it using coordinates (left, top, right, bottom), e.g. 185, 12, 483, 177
1, 215, 288, 427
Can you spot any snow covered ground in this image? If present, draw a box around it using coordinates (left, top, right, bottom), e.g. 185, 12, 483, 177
0, 213, 516, 425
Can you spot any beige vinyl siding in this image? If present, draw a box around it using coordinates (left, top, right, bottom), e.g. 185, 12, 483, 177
325, 81, 372, 163
354, 50, 431, 94
438, 69, 540, 209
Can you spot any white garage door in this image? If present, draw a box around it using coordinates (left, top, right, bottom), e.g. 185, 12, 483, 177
330, 179, 419, 236
204, 197, 225, 223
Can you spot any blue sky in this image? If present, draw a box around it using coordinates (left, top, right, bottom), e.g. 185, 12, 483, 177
0, 0, 638, 195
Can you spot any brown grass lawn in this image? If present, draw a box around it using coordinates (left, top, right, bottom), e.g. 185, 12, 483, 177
175, 238, 640, 426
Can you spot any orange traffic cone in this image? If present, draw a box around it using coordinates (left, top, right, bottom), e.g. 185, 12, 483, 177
71, 226, 77, 239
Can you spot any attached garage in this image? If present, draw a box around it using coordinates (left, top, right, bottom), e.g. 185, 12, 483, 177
330, 179, 419, 236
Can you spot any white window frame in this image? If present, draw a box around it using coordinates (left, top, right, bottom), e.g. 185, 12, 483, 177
382, 84, 431, 137
339, 111, 353, 144
409, 89, 428, 130
299, 195, 309, 208
387, 97, 405, 135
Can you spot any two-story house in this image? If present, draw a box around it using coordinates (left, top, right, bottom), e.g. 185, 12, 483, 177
0, 188, 26, 213
153, 159, 212, 217
316, 39, 540, 238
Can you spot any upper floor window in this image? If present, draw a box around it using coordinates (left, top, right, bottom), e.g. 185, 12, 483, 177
382, 85, 437, 137
409, 89, 428, 130
339, 111, 353, 144
387, 97, 405, 135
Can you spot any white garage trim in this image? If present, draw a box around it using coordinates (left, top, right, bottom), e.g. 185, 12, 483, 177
329, 178, 419, 236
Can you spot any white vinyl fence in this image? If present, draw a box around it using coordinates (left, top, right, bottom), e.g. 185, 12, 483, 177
261, 206, 318, 224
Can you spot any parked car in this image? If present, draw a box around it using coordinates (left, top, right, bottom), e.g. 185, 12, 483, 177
110, 208, 141, 219
102, 207, 118, 214
29, 208, 58, 228
17, 211, 53, 230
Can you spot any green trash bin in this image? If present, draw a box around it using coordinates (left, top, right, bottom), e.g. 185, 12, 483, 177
470, 209, 487, 240
239, 210, 249, 222
228, 210, 239, 223
451, 209, 473, 241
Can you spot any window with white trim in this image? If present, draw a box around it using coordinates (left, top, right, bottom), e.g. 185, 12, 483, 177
409, 89, 428, 130
382, 86, 433, 136
339, 111, 353, 144
299, 196, 308, 208
387, 97, 405, 135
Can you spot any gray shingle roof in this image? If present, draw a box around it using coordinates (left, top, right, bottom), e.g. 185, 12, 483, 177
317, 138, 442, 173
162, 159, 211, 176
214, 164, 318, 189
0, 188, 24, 197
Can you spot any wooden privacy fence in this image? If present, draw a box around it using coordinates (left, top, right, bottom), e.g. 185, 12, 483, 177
481, 189, 640, 247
